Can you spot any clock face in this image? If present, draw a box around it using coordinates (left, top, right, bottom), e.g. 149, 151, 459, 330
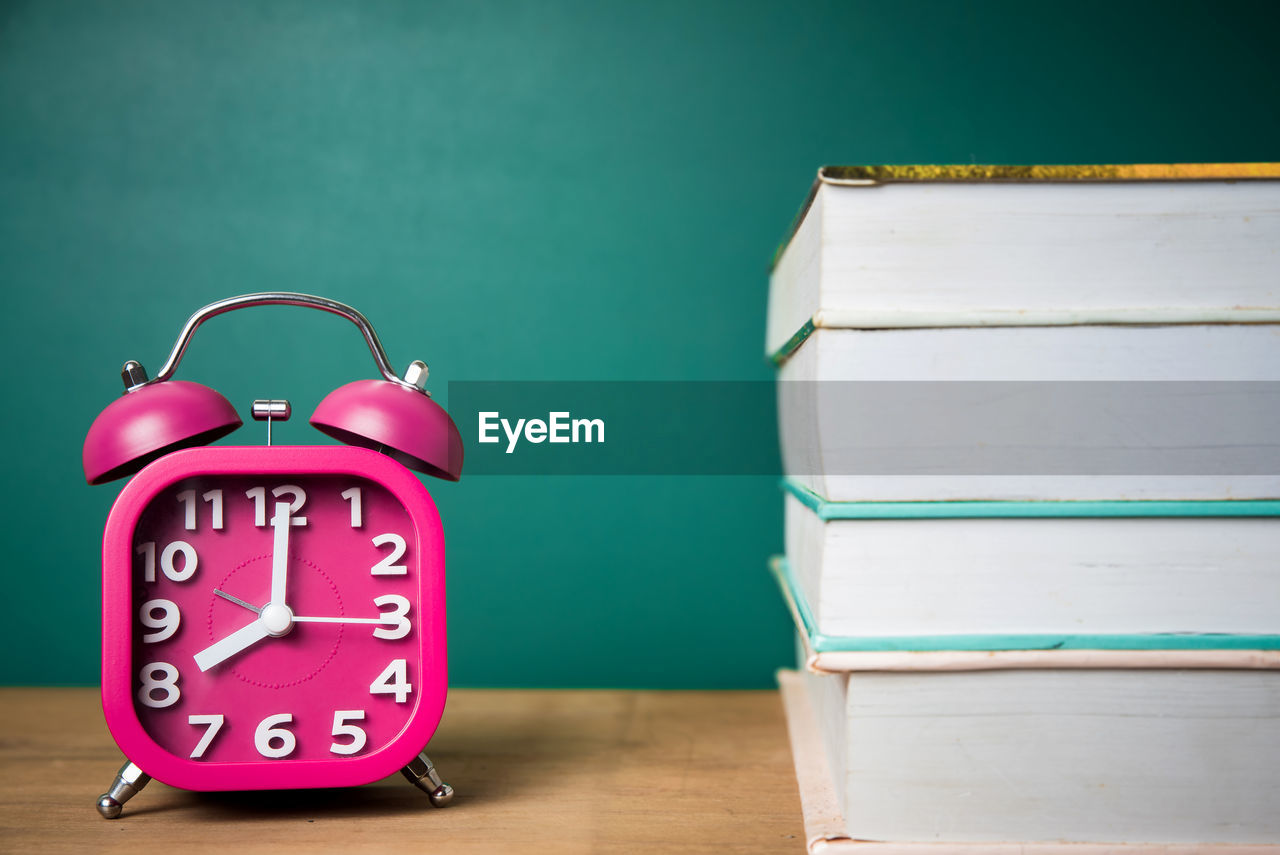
101, 447, 446, 790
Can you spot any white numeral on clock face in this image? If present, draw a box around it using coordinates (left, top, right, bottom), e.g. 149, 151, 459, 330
247, 486, 308, 526
370, 533, 407, 575
373, 594, 411, 640
140, 598, 180, 643
188, 713, 225, 758
203, 489, 224, 529
341, 487, 362, 527
137, 541, 197, 584
254, 713, 297, 758
273, 485, 307, 525
160, 541, 198, 582
138, 662, 180, 708
137, 541, 155, 581
176, 489, 224, 530
370, 659, 412, 703
330, 710, 367, 755
177, 489, 197, 530
246, 487, 266, 526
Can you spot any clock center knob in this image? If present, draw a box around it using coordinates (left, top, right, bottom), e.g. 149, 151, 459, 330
260, 602, 294, 637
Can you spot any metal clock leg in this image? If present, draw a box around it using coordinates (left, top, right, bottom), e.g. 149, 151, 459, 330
96, 760, 151, 819
400, 751, 454, 807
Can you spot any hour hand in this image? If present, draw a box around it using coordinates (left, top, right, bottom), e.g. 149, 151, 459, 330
193, 620, 271, 671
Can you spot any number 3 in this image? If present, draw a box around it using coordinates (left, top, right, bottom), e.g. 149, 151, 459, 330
373, 595, 411, 640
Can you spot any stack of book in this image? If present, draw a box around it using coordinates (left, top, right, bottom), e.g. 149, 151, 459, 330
769, 165, 1280, 851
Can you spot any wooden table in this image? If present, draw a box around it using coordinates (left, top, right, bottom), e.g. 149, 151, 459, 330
0, 688, 804, 853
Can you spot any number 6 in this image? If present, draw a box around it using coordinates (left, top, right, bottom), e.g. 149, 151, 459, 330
254, 713, 296, 758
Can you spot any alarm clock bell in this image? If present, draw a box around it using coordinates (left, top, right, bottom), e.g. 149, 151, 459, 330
84, 293, 463, 486
84, 293, 463, 818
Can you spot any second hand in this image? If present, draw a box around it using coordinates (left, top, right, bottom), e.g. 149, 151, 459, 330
214, 588, 261, 614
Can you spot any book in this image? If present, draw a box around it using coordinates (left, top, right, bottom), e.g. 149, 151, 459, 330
769, 166, 1280, 849
767, 164, 1280, 360
772, 554, 1280, 674
778, 669, 1280, 851
778, 324, 1280, 502
781, 484, 1280, 647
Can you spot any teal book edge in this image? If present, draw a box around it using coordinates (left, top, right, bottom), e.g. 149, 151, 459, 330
768, 555, 1280, 653
768, 319, 814, 366
780, 477, 1280, 520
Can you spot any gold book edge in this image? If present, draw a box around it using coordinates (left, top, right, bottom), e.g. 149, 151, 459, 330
769, 163, 1280, 269
820, 162, 1280, 184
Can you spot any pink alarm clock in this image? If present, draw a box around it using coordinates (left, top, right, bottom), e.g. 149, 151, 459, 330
83, 293, 464, 819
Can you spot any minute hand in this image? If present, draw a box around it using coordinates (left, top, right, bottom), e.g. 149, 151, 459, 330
269, 502, 291, 606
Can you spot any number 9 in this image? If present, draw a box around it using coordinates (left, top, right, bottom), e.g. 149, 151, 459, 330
140, 599, 181, 644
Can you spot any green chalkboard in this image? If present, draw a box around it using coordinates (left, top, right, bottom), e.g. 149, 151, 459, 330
2, 0, 1279, 687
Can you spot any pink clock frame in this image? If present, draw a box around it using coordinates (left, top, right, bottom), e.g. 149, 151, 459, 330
100, 444, 448, 791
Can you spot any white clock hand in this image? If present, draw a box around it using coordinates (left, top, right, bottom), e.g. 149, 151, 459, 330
269, 502, 291, 606
193, 619, 272, 671
215, 590, 389, 626
292, 615, 391, 625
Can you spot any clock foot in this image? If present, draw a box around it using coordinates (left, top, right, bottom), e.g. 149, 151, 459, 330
96, 761, 151, 819
400, 751, 454, 807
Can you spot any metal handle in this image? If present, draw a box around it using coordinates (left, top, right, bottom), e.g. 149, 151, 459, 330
150, 292, 405, 385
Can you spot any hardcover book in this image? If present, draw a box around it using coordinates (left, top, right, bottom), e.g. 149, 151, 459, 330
767, 163, 1280, 359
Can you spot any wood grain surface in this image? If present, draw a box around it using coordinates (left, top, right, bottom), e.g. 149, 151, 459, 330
0, 688, 803, 854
